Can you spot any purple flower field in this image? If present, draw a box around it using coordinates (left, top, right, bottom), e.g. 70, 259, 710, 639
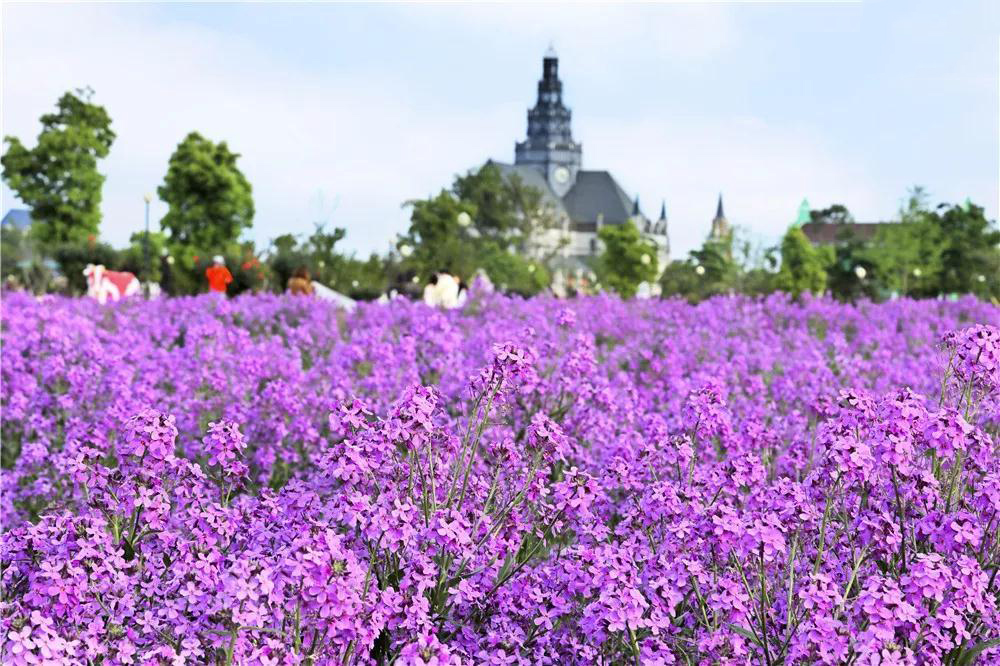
2, 290, 999, 665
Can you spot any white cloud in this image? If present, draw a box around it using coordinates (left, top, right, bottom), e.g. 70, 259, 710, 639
584, 112, 886, 256
2, 3, 991, 264
2, 4, 521, 253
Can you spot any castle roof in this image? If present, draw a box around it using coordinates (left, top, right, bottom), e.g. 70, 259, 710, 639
488, 162, 638, 231
800, 221, 886, 245
1, 209, 32, 231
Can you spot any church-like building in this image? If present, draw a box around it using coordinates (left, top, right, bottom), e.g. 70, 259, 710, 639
484, 48, 671, 279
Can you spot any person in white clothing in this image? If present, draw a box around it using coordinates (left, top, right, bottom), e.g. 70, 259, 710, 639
423, 272, 461, 308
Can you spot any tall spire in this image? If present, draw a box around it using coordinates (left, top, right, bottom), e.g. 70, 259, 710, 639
659, 200, 667, 221
710, 193, 730, 240
515, 49, 582, 196
794, 198, 811, 227
632, 196, 640, 217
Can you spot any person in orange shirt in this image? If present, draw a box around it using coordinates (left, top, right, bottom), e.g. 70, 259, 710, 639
205, 255, 233, 295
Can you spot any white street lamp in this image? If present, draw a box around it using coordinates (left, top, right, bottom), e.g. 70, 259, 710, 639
912, 267, 922, 277
640, 254, 651, 266
142, 193, 153, 297
854, 266, 867, 280
398, 244, 414, 258
695, 264, 706, 276
457, 211, 472, 228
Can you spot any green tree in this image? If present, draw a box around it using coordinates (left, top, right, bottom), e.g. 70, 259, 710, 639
776, 226, 827, 297
51, 238, 120, 294
117, 231, 169, 286
867, 188, 943, 298
158, 132, 254, 252
1, 88, 115, 246
809, 203, 853, 225
478, 247, 549, 297
596, 220, 658, 299
823, 229, 878, 302
452, 163, 559, 256
658, 260, 703, 303
935, 202, 1000, 298
399, 190, 478, 280
399, 165, 559, 296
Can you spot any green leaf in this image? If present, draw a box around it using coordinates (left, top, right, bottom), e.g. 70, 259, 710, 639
726, 624, 763, 648
955, 637, 1000, 666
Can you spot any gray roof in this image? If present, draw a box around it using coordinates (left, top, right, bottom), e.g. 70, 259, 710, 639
564, 170, 635, 225
801, 221, 886, 245
2, 209, 32, 231
487, 161, 565, 210
484, 162, 641, 228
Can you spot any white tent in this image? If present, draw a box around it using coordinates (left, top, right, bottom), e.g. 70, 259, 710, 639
312, 281, 356, 311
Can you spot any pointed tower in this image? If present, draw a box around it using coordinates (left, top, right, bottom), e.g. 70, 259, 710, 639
794, 198, 811, 227
710, 193, 730, 240
515, 47, 582, 197
654, 200, 668, 235
654, 200, 670, 265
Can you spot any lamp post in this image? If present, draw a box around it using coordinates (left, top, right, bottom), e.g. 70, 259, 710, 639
143, 193, 152, 297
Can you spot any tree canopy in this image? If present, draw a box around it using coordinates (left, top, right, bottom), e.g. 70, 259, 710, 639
776, 226, 827, 298
158, 132, 254, 252
2, 88, 116, 246
397, 164, 555, 295
596, 220, 659, 299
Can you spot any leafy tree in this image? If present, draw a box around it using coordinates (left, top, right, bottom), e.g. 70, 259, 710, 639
809, 203, 853, 225
265, 224, 389, 299
595, 220, 658, 299
398, 190, 478, 281
452, 163, 560, 256
478, 247, 549, 297
1, 226, 59, 294
658, 260, 705, 303
158, 132, 254, 252
691, 238, 737, 293
51, 238, 120, 294
867, 189, 943, 298
660, 227, 775, 302
1, 88, 115, 245
776, 226, 827, 297
934, 202, 999, 298
398, 165, 559, 295
823, 229, 878, 302
117, 231, 169, 286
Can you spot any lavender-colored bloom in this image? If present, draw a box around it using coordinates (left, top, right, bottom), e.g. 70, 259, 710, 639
0, 292, 997, 664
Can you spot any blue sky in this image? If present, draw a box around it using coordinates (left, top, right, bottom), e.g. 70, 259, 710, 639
2, 1, 997, 258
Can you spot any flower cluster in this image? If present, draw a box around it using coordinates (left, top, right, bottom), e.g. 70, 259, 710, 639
1, 291, 998, 664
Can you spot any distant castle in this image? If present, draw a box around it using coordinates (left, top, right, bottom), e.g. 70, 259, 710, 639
482, 48, 731, 279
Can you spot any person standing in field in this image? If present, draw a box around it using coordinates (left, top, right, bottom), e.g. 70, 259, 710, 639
287, 266, 314, 296
205, 255, 233, 295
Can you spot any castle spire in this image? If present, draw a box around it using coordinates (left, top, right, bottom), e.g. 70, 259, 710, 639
658, 200, 667, 221
710, 193, 730, 240
632, 196, 640, 217
794, 198, 811, 227
515, 49, 582, 196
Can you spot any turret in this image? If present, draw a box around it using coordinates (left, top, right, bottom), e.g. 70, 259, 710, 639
710, 193, 731, 240
514, 48, 582, 197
